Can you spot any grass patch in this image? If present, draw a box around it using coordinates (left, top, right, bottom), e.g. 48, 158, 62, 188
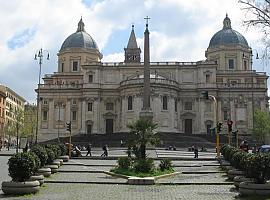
110, 168, 174, 178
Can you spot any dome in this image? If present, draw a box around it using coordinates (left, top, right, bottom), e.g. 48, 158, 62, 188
60, 18, 99, 51
208, 14, 249, 48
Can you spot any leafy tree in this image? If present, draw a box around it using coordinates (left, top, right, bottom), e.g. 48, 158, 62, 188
239, 0, 270, 49
22, 105, 36, 142
127, 118, 159, 159
253, 109, 270, 143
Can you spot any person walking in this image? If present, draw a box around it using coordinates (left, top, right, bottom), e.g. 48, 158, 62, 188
101, 145, 108, 157
86, 143, 92, 156
194, 145, 199, 158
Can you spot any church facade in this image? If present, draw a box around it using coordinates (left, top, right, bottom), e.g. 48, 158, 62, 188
37, 16, 268, 142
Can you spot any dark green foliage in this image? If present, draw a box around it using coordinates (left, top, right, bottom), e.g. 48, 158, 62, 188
8, 152, 36, 182
239, 153, 253, 176
134, 158, 155, 173
230, 151, 247, 169
45, 144, 61, 158
245, 153, 270, 183
127, 118, 159, 159
31, 145, 48, 167
45, 148, 56, 164
224, 146, 239, 162
159, 158, 173, 171
117, 157, 132, 170
220, 144, 230, 156
59, 144, 68, 156
28, 152, 41, 173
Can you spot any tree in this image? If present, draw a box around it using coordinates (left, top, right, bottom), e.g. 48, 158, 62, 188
253, 109, 270, 143
22, 105, 36, 143
239, 0, 270, 47
127, 118, 159, 159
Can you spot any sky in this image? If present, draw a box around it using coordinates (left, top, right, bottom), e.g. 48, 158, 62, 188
0, 0, 267, 103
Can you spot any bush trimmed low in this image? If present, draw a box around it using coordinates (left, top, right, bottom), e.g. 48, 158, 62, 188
8, 152, 36, 182
134, 158, 155, 173
31, 145, 48, 167
159, 158, 173, 171
117, 157, 132, 170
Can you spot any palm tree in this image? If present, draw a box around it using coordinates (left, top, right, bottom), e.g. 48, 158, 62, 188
127, 118, 159, 159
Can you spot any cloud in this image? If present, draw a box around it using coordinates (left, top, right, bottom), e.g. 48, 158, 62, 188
0, 0, 268, 103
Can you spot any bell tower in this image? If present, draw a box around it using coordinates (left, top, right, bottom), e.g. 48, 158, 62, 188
124, 25, 141, 63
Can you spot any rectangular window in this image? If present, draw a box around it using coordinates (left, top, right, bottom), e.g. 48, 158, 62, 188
43, 100, 48, 105
106, 103, 114, 110
61, 63, 64, 72
43, 111, 48, 121
184, 102, 192, 110
228, 59, 234, 69
206, 74, 210, 83
162, 96, 168, 110
244, 60, 247, 70
175, 99, 177, 112
88, 102, 93, 111
72, 111, 77, 121
89, 75, 93, 83
72, 99, 77, 105
72, 61, 78, 71
128, 96, 133, 110
224, 110, 228, 121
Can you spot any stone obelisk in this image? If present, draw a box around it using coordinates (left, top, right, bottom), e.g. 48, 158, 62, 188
140, 16, 153, 119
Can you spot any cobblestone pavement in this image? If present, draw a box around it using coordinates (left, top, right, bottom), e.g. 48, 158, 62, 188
0, 148, 252, 200
0, 184, 240, 200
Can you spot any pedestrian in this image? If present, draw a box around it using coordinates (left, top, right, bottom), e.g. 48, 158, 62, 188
105, 144, 109, 157
194, 145, 199, 158
101, 145, 107, 157
120, 139, 123, 147
240, 140, 249, 152
86, 143, 92, 156
23, 142, 29, 153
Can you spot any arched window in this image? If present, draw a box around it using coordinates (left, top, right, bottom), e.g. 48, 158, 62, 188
128, 96, 133, 110
163, 96, 168, 110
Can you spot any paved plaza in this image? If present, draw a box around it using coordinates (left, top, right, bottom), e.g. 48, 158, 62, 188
0, 148, 263, 200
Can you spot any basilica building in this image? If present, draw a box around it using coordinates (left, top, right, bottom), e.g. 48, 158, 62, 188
38, 15, 268, 142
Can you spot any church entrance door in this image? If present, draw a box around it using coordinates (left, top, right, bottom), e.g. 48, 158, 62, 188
87, 124, 92, 134
184, 119, 192, 134
106, 119, 113, 134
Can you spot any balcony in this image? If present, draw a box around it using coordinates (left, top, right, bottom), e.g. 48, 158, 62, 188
120, 78, 179, 88
39, 83, 83, 89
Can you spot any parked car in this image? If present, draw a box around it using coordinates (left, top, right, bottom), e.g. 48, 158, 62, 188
258, 145, 270, 153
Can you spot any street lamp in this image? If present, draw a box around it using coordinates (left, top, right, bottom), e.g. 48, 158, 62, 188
34, 48, 49, 144
202, 91, 220, 158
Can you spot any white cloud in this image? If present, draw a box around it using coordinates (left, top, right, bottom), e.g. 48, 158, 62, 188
0, 0, 268, 103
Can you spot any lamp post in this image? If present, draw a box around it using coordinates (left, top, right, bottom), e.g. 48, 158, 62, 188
34, 48, 49, 144
202, 91, 220, 158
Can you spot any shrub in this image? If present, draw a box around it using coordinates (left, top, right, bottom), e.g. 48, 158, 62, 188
221, 144, 230, 156
28, 152, 41, 173
59, 144, 68, 156
117, 157, 132, 170
45, 144, 61, 158
245, 153, 270, 183
31, 145, 48, 167
230, 151, 247, 169
224, 146, 239, 162
45, 148, 56, 164
134, 158, 155, 173
159, 158, 173, 171
8, 152, 36, 182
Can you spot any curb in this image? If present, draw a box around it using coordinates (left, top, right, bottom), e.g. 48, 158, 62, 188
154, 172, 181, 180
181, 171, 224, 174
103, 171, 130, 179
58, 170, 104, 173
44, 180, 127, 185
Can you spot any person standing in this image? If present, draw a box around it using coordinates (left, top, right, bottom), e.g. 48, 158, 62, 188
86, 143, 92, 156
194, 145, 199, 158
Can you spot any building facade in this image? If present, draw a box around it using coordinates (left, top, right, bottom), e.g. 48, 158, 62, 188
0, 85, 26, 143
0, 90, 6, 146
38, 16, 269, 142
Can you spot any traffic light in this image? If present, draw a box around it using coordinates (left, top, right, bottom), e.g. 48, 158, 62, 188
217, 122, 222, 133
227, 120, 233, 132
66, 122, 71, 132
201, 91, 209, 99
